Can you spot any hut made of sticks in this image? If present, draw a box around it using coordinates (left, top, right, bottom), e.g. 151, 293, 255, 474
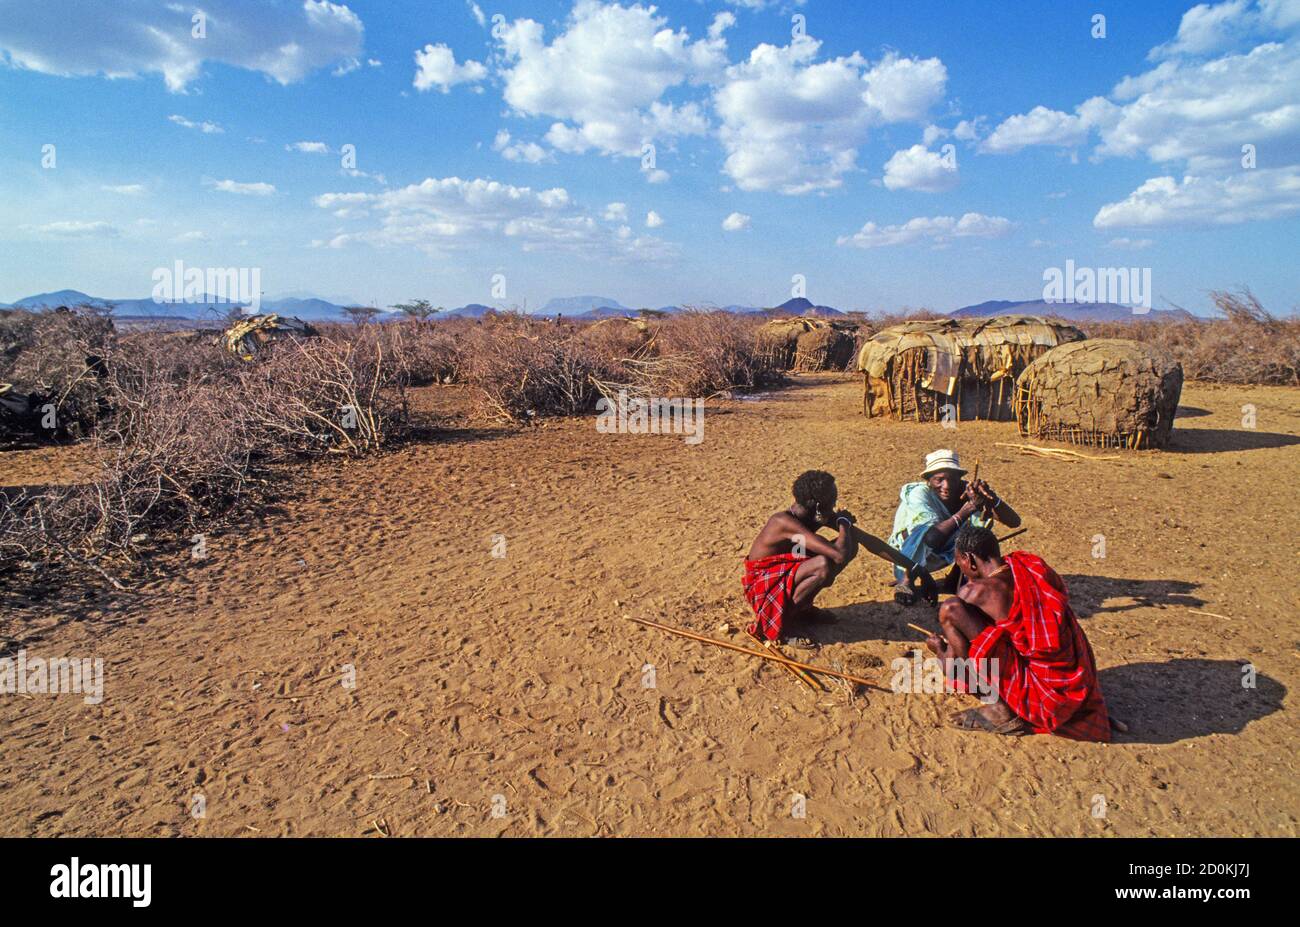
857, 315, 1085, 421
1014, 338, 1183, 449
756, 316, 857, 371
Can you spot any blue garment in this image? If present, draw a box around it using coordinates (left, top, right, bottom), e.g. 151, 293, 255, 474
888, 481, 991, 582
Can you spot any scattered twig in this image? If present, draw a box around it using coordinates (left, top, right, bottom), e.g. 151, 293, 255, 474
630, 616, 887, 691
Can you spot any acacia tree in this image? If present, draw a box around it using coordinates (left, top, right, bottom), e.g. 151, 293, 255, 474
342, 305, 381, 325
391, 299, 441, 323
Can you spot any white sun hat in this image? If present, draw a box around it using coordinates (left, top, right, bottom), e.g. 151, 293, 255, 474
921, 449, 967, 478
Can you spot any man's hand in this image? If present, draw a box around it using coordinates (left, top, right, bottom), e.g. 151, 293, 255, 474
833, 509, 856, 528
925, 633, 950, 658
964, 479, 997, 514
973, 479, 997, 507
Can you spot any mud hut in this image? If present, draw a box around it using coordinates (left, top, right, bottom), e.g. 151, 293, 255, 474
1014, 339, 1183, 449
857, 315, 1085, 421
756, 317, 856, 371
580, 316, 658, 359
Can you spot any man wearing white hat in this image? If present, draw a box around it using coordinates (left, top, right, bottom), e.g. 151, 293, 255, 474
888, 449, 1020, 604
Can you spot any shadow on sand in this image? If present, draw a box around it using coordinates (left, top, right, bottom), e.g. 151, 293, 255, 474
808, 571, 1207, 642
1059, 574, 1205, 616
1101, 659, 1285, 744
1167, 427, 1300, 453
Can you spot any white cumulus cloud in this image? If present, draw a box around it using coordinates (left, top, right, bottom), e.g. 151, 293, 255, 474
837, 212, 1013, 248
492, 130, 550, 163
1093, 166, 1300, 227
714, 37, 947, 194
496, 0, 726, 158
313, 175, 676, 261
722, 211, 751, 231
882, 144, 958, 192
0, 0, 365, 92
413, 43, 487, 93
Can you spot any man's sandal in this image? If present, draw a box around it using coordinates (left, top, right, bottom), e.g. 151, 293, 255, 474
948, 707, 1032, 736
893, 582, 917, 606
796, 606, 839, 625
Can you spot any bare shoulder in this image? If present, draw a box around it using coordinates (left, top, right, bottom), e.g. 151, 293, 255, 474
957, 577, 998, 608
960, 572, 1014, 619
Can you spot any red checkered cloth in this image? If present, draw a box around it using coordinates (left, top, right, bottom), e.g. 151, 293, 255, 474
742, 553, 807, 642
966, 551, 1111, 742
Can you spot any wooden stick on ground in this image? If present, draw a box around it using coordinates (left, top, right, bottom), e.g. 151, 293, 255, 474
746, 627, 821, 691
630, 617, 888, 692
995, 442, 1120, 461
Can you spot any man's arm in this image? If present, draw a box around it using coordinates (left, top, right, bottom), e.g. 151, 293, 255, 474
971, 479, 1020, 528
831, 512, 859, 565
922, 497, 979, 548
776, 514, 849, 564
785, 511, 861, 566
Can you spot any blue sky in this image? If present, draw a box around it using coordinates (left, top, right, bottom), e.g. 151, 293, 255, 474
0, 0, 1297, 315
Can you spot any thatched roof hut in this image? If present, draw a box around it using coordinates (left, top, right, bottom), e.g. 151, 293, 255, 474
856, 315, 1085, 421
756, 316, 857, 371
1014, 339, 1183, 449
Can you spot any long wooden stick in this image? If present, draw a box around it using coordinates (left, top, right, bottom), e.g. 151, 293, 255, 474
747, 627, 821, 691
772, 640, 827, 691
906, 622, 933, 638
995, 442, 1120, 461
997, 527, 1028, 543
630, 617, 887, 691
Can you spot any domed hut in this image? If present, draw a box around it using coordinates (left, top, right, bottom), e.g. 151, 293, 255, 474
756, 316, 856, 371
1014, 339, 1183, 449
857, 315, 1084, 421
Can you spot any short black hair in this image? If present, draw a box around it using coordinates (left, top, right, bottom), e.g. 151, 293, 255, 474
792, 470, 836, 509
955, 522, 999, 561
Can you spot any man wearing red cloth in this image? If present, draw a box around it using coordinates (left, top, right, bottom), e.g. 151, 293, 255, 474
742, 470, 859, 643
925, 523, 1111, 740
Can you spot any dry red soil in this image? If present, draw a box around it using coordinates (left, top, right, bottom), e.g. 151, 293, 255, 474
1, 374, 1297, 836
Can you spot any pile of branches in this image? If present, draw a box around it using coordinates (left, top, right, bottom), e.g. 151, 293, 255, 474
453, 310, 783, 423
1077, 289, 1299, 386
0, 306, 116, 440
1, 325, 400, 582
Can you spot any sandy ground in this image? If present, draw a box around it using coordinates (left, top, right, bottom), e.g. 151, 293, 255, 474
1, 374, 1297, 836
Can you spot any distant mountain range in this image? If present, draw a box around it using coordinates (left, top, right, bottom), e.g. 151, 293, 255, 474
951, 299, 1196, 322
1, 290, 1202, 323
0, 289, 355, 322
538, 295, 631, 316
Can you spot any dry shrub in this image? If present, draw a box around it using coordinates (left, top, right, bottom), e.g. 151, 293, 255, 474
452, 310, 780, 422
361, 317, 465, 386
0, 306, 116, 440
460, 315, 616, 421
579, 316, 658, 360
641, 310, 782, 397
1076, 290, 1298, 386
1, 324, 400, 579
